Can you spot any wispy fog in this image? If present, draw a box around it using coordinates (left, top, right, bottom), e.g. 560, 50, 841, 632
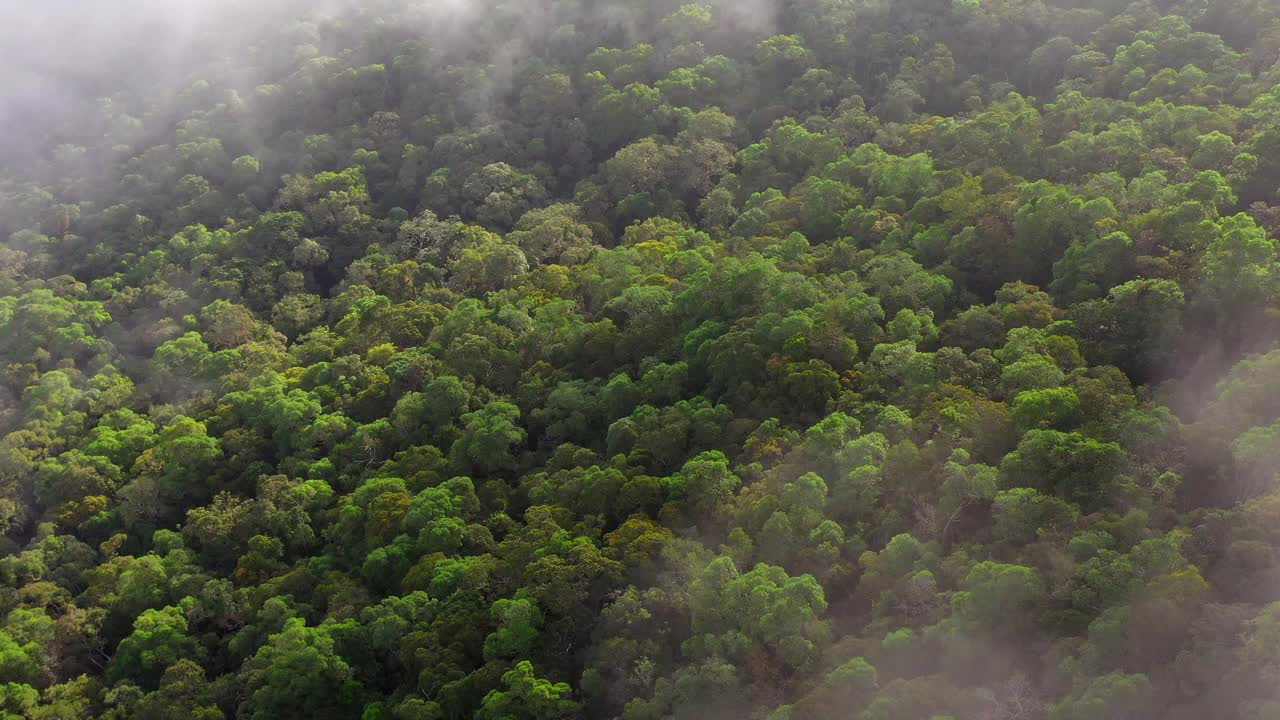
0, 0, 315, 162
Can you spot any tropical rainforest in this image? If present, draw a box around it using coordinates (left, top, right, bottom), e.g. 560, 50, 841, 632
1, 0, 1280, 717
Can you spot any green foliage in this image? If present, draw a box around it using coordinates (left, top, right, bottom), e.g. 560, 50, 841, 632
1000, 430, 1125, 512
109, 605, 205, 690
241, 619, 362, 720
477, 661, 577, 720
1, 0, 1279, 718
688, 558, 829, 670
993, 488, 1081, 545
1048, 673, 1154, 720
952, 561, 1045, 633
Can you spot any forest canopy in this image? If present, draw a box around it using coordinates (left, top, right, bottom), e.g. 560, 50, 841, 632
1, 0, 1280, 718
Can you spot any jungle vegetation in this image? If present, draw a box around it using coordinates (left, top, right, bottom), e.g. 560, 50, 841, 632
2, 0, 1280, 718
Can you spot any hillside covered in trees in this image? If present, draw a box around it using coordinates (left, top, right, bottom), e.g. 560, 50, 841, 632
2, 0, 1280, 717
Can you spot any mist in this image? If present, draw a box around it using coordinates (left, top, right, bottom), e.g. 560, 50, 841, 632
2, 2, 227, 152
0, 0, 1278, 719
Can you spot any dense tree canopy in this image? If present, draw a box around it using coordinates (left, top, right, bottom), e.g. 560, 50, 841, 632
1, 0, 1279, 717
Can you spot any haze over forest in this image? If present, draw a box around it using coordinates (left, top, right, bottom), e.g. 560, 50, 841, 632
2, 0, 1280, 718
